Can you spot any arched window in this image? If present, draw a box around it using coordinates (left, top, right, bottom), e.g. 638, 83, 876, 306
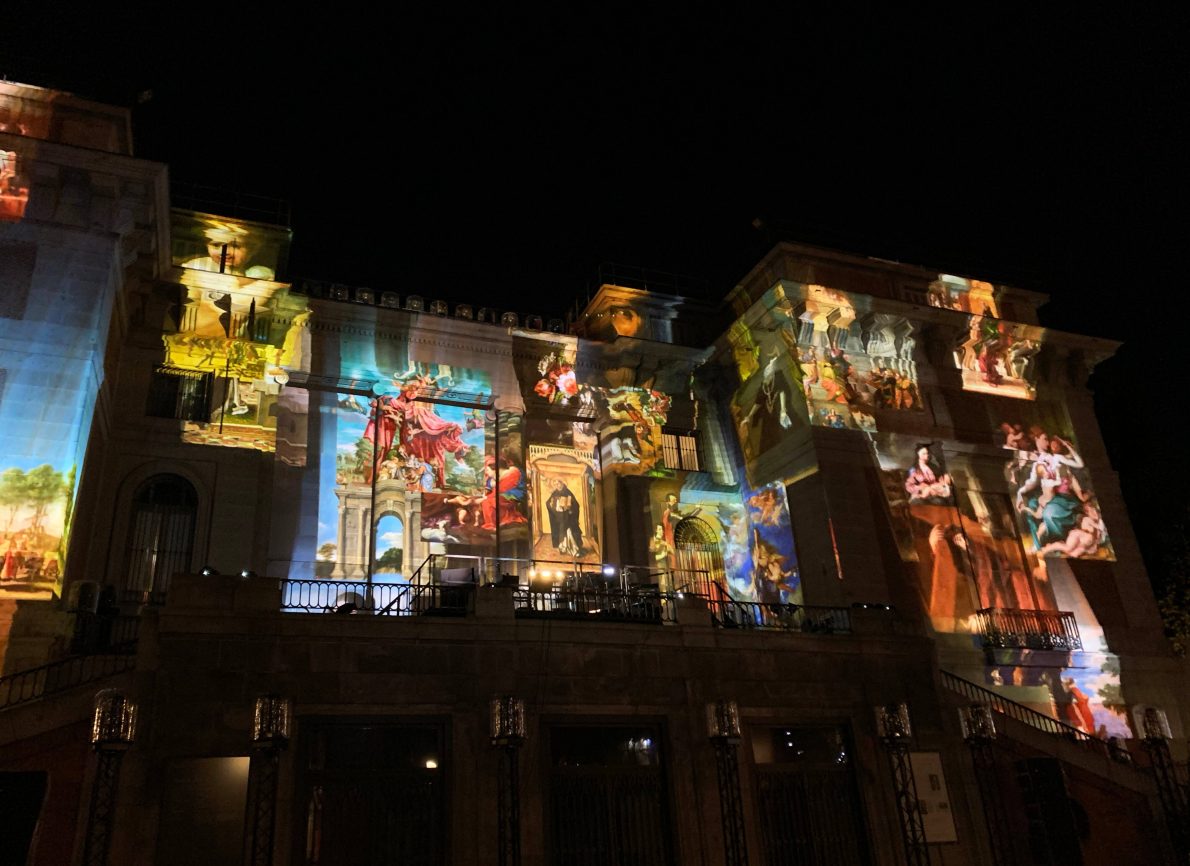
123, 475, 197, 601
673, 517, 725, 597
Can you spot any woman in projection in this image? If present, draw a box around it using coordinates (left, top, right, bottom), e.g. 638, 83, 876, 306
904, 444, 953, 505
1015, 461, 1090, 552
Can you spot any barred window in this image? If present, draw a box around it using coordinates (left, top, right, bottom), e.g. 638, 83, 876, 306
146, 366, 212, 422
661, 429, 701, 471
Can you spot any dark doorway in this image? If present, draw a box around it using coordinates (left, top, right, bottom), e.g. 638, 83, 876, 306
752, 725, 871, 865
547, 724, 675, 866
0, 771, 47, 866
294, 720, 447, 866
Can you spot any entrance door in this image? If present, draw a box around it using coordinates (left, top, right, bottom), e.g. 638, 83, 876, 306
295, 720, 446, 866
673, 517, 725, 597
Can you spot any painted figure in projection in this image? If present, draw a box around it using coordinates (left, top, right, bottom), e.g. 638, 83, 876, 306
364, 369, 472, 488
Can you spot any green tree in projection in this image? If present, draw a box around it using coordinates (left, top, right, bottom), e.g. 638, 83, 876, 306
375, 546, 403, 572
0, 467, 29, 530
317, 542, 337, 561
25, 465, 67, 537
1153, 506, 1190, 657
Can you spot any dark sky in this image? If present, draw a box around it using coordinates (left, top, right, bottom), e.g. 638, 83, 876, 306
8, 8, 1189, 579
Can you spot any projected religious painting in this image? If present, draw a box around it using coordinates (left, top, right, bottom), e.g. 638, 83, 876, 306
926, 275, 999, 316
160, 211, 310, 460
312, 365, 491, 580
527, 444, 601, 565
0, 147, 29, 221
997, 416, 1113, 560
955, 316, 1041, 400
596, 386, 672, 475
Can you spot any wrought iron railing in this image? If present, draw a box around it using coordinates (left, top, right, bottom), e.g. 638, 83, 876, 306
974, 608, 1083, 651
0, 647, 137, 711
280, 578, 473, 616
711, 600, 851, 634
940, 670, 1107, 756
70, 612, 141, 655
512, 588, 674, 624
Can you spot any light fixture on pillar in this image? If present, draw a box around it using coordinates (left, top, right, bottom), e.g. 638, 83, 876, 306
245, 694, 292, 866
706, 699, 748, 866
875, 701, 928, 866
83, 689, 137, 866
490, 697, 526, 866
252, 694, 292, 749
959, 705, 1011, 866
1140, 706, 1189, 863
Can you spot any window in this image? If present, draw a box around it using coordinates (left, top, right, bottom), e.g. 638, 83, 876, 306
660, 429, 701, 472
123, 475, 197, 601
146, 366, 212, 422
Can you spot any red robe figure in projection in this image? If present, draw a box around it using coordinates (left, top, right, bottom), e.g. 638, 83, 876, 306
481, 457, 527, 530
363, 374, 471, 489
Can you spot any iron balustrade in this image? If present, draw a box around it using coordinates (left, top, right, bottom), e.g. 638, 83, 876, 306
513, 588, 673, 624
280, 579, 472, 616
711, 599, 851, 634
940, 670, 1107, 756
71, 613, 141, 656
974, 608, 1083, 651
0, 650, 137, 711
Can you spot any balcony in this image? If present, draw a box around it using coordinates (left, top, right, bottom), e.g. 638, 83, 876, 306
710, 599, 852, 634
974, 608, 1083, 652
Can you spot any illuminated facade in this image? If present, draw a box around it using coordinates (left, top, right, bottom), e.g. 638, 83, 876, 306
0, 81, 1187, 865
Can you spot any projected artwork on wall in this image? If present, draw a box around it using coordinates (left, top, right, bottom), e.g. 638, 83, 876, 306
955, 317, 1041, 400
997, 418, 1113, 560
596, 386, 671, 475
161, 213, 310, 458
527, 444, 601, 565
312, 365, 492, 578
926, 275, 999, 317
0, 147, 29, 221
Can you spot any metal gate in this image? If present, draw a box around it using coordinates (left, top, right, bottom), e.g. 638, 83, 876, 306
673, 517, 725, 597
296, 721, 446, 866
548, 726, 674, 866
753, 726, 871, 866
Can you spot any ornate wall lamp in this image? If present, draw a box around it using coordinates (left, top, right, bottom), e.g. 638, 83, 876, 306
245, 694, 292, 866
959, 704, 1012, 866
83, 689, 137, 866
707, 698, 749, 866
875, 701, 929, 866
490, 696, 526, 866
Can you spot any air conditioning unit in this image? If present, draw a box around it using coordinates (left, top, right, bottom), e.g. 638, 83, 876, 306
406, 295, 425, 312
455, 304, 474, 320
429, 300, 449, 317
380, 292, 401, 309
354, 288, 375, 305
500, 311, 519, 328
525, 315, 543, 331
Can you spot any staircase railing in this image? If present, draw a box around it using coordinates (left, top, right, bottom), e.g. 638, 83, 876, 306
941, 670, 1108, 757
0, 643, 137, 711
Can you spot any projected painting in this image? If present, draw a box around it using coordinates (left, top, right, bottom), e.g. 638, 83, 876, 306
997, 417, 1113, 560
313, 365, 491, 578
596, 386, 672, 475
955, 316, 1041, 400
161, 212, 309, 459
926, 275, 999, 316
527, 444, 601, 565
0, 147, 29, 221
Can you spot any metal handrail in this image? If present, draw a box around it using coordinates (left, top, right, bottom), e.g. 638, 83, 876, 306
0, 644, 137, 711
710, 598, 852, 634
974, 608, 1083, 651
940, 670, 1107, 756
512, 587, 674, 624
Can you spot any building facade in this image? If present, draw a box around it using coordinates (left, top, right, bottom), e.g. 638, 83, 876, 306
0, 82, 1187, 865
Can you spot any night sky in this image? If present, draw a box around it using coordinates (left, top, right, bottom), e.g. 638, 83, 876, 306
8, 9, 1188, 591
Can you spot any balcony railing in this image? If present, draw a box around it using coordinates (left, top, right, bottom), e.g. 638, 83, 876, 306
974, 608, 1083, 651
280, 578, 472, 616
512, 587, 673, 624
710, 600, 852, 634
70, 612, 141, 655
